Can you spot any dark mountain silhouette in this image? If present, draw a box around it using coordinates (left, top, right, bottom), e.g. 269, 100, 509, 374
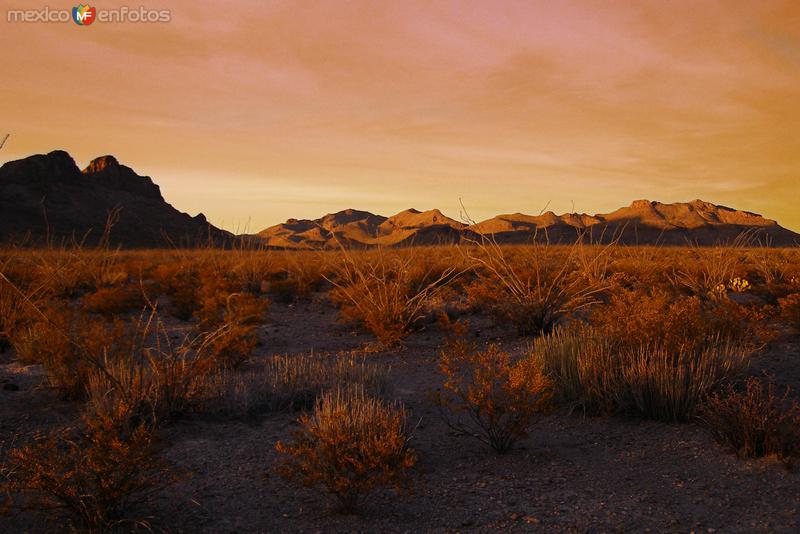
258, 200, 799, 248
0, 151, 232, 247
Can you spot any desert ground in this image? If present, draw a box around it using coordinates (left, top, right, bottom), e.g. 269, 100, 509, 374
1, 242, 799, 532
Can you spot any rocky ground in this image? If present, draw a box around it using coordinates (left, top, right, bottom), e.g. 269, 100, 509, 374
1, 295, 799, 532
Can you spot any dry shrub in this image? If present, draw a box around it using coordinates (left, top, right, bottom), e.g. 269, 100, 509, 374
201, 293, 268, 368
11, 306, 131, 400
592, 289, 713, 353
707, 298, 778, 346
87, 310, 234, 422
266, 252, 325, 303
435, 320, 553, 453
701, 377, 800, 468
227, 249, 272, 295
179, 263, 269, 368
2, 413, 179, 531
591, 288, 772, 353
203, 352, 388, 416
152, 262, 201, 320
778, 293, 800, 330
327, 249, 457, 348
275, 387, 416, 514
533, 326, 748, 421
749, 244, 793, 291
466, 239, 610, 336
83, 284, 146, 317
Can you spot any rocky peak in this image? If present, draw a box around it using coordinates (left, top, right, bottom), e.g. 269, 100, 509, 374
630, 199, 656, 209
0, 150, 81, 185
83, 155, 120, 174
82, 155, 163, 201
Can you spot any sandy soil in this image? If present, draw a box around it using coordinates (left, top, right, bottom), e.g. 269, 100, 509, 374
1, 295, 799, 532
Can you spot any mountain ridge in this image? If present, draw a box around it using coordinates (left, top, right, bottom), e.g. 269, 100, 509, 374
258, 199, 799, 248
0, 150, 232, 247
1, 151, 797, 248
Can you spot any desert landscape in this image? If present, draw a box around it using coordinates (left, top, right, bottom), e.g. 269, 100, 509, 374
3, 1, 800, 532
1, 150, 800, 532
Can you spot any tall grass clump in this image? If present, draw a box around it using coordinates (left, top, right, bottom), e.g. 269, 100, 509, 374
533, 326, 749, 421
275, 386, 416, 514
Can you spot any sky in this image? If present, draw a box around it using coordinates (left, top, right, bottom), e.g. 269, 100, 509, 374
1, 0, 798, 232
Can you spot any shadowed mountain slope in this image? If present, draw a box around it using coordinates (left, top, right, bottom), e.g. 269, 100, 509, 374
0, 151, 232, 247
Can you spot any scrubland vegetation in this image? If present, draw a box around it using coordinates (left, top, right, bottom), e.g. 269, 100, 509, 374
0, 239, 799, 530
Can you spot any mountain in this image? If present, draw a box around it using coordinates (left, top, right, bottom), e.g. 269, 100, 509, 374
256, 200, 799, 248
2, 150, 796, 248
258, 208, 469, 248
0, 151, 232, 247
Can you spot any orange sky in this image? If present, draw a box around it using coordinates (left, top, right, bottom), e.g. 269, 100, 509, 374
1, 0, 799, 232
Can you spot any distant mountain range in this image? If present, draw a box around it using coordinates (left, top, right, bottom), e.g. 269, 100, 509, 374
257, 200, 799, 248
1, 151, 797, 248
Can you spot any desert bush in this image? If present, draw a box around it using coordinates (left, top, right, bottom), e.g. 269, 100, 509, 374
466, 238, 609, 336
11, 306, 132, 400
268, 251, 326, 302
327, 248, 457, 347
590, 289, 710, 353
749, 243, 793, 290
227, 249, 272, 295
2, 413, 179, 531
201, 292, 268, 368
83, 284, 146, 317
533, 326, 749, 421
275, 387, 416, 514
0, 278, 23, 352
591, 287, 773, 353
151, 262, 201, 320
778, 293, 800, 330
435, 320, 553, 452
701, 377, 800, 468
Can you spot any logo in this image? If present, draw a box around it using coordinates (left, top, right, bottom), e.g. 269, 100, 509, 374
72, 4, 96, 25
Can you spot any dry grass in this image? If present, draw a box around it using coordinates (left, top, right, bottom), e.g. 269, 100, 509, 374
533, 326, 749, 421
202, 352, 389, 416
275, 386, 416, 513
